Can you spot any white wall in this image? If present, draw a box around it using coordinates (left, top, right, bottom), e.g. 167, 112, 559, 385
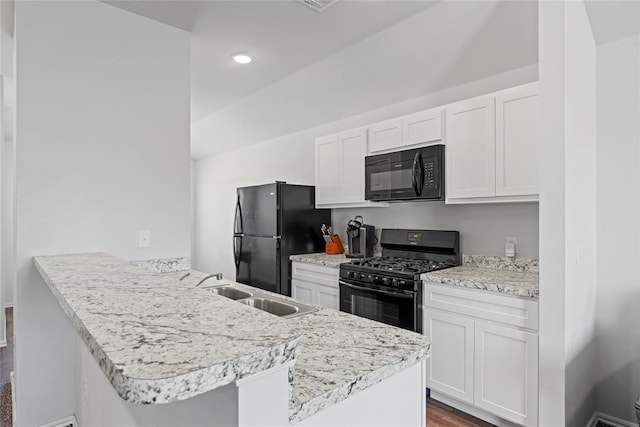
1, 0, 15, 309
193, 65, 539, 278
332, 203, 538, 259
563, 2, 598, 426
539, 2, 599, 425
14, 1, 190, 424
594, 34, 640, 423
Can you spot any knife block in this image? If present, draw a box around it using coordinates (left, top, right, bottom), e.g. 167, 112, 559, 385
325, 235, 344, 255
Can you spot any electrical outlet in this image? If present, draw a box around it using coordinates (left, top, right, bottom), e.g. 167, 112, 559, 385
138, 230, 151, 248
83, 376, 88, 407
505, 236, 518, 258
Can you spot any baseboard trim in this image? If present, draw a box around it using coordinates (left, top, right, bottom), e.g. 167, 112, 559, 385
588, 411, 638, 427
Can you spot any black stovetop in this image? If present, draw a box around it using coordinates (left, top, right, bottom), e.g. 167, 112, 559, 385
344, 256, 457, 275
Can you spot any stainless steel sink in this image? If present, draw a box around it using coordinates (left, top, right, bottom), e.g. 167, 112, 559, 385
239, 297, 318, 318
208, 286, 252, 300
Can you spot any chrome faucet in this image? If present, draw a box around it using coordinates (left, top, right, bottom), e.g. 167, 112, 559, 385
195, 273, 223, 287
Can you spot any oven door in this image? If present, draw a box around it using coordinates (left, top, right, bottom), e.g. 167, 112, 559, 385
339, 279, 420, 333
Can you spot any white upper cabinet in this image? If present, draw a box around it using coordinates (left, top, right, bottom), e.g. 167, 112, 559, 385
445, 82, 540, 204
315, 128, 386, 208
495, 83, 540, 197
445, 95, 496, 199
315, 135, 341, 206
367, 119, 402, 154
339, 129, 368, 203
368, 108, 443, 155
402, 109, 443, 147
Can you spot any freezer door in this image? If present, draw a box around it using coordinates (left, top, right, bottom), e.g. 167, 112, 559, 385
237, 183, 278, 237
235, 235, 279, 294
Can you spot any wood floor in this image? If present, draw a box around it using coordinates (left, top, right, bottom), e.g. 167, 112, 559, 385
427, 396, 494, 427
0, 307, 13, 426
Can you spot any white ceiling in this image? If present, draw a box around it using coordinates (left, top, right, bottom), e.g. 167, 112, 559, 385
105, 0, 539, 160
584, 0, 640, 46
106, 0, 440, 121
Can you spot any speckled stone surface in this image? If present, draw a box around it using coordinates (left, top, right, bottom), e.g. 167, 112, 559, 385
34, 253, 303, 405
131, 257, 191, 273
34, 253, 430, 423
217, 282, 430, 423
463, 254, 539, 273
289, 253, 351, 268
422, 263, 539, 298
286, 308, 429, 423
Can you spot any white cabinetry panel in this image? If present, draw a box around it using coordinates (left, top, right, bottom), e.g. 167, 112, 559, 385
315, 129, 385, 208
339, 129, 367, 203
445, 96, 496, 199
367, 109, 443, 155
402, 109, 442, 147
424, 284, 538, 426
474, 321, 538, 426
495, 83, 540, 197
368, 120, 402, 154
314, 135, 340, 205
291, 262, 340, 310
425, 310, 474, 404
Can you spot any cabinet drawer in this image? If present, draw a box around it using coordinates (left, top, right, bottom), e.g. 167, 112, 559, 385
291, 262, 339, 289
424, 284, 538, 330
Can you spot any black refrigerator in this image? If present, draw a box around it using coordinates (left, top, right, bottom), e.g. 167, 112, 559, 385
233, 182, 331, 296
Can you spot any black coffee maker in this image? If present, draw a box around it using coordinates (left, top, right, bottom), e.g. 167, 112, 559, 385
345, 216, 376, 258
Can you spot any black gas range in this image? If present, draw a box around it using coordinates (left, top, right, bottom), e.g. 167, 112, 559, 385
339, 229, 460, 333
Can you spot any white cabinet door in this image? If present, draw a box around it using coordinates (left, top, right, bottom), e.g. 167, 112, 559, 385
495, 83, 540, 197
291, 262, 340, 310
474, 321, 538, 426
425, 310, 475, 404
339, 129, 368, 202
402, 109, 442, 147
316, 284, 339, 310
368, 119, 402, 154
315, 135, 340, 205
292, 279, 315, 305
446, 95, 496, 199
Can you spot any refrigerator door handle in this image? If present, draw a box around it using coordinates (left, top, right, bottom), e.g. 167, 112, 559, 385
234, 195, 243, 234
233, 236, 242, 271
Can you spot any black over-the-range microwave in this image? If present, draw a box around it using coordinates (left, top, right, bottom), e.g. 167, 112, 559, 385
365, 144, 444, 202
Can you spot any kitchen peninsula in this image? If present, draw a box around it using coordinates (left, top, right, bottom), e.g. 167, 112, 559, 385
34, 253, 429, 426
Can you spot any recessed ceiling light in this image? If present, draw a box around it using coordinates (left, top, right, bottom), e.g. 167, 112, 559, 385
231, 52, 252, 64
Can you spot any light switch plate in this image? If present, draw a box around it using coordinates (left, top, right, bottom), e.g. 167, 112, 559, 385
138, 230, 151, 248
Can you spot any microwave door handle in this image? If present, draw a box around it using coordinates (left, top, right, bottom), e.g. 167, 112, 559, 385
412, 152, 423, 196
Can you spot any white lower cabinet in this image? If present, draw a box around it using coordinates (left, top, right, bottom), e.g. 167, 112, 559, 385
474, 321, 538, 426
425, 310, 474, 404
291, 262, 339, 310
424, 284, 538, 426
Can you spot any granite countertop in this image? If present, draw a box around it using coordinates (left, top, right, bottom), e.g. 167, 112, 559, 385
422, 255, 539, 298
217, 282, 430, 423
34, 253, 303, 405
289, 252, 351, 268
34, 253, 429, 423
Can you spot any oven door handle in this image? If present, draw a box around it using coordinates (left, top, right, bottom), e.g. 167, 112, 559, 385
339, 280, 415, 298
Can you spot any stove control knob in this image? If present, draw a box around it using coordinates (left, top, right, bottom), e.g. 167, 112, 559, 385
358, 273, 365, 280
391, 279, 399, 287
347, 271, 355, 279
367, 274, 373, 281
382, 277, 390, 285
